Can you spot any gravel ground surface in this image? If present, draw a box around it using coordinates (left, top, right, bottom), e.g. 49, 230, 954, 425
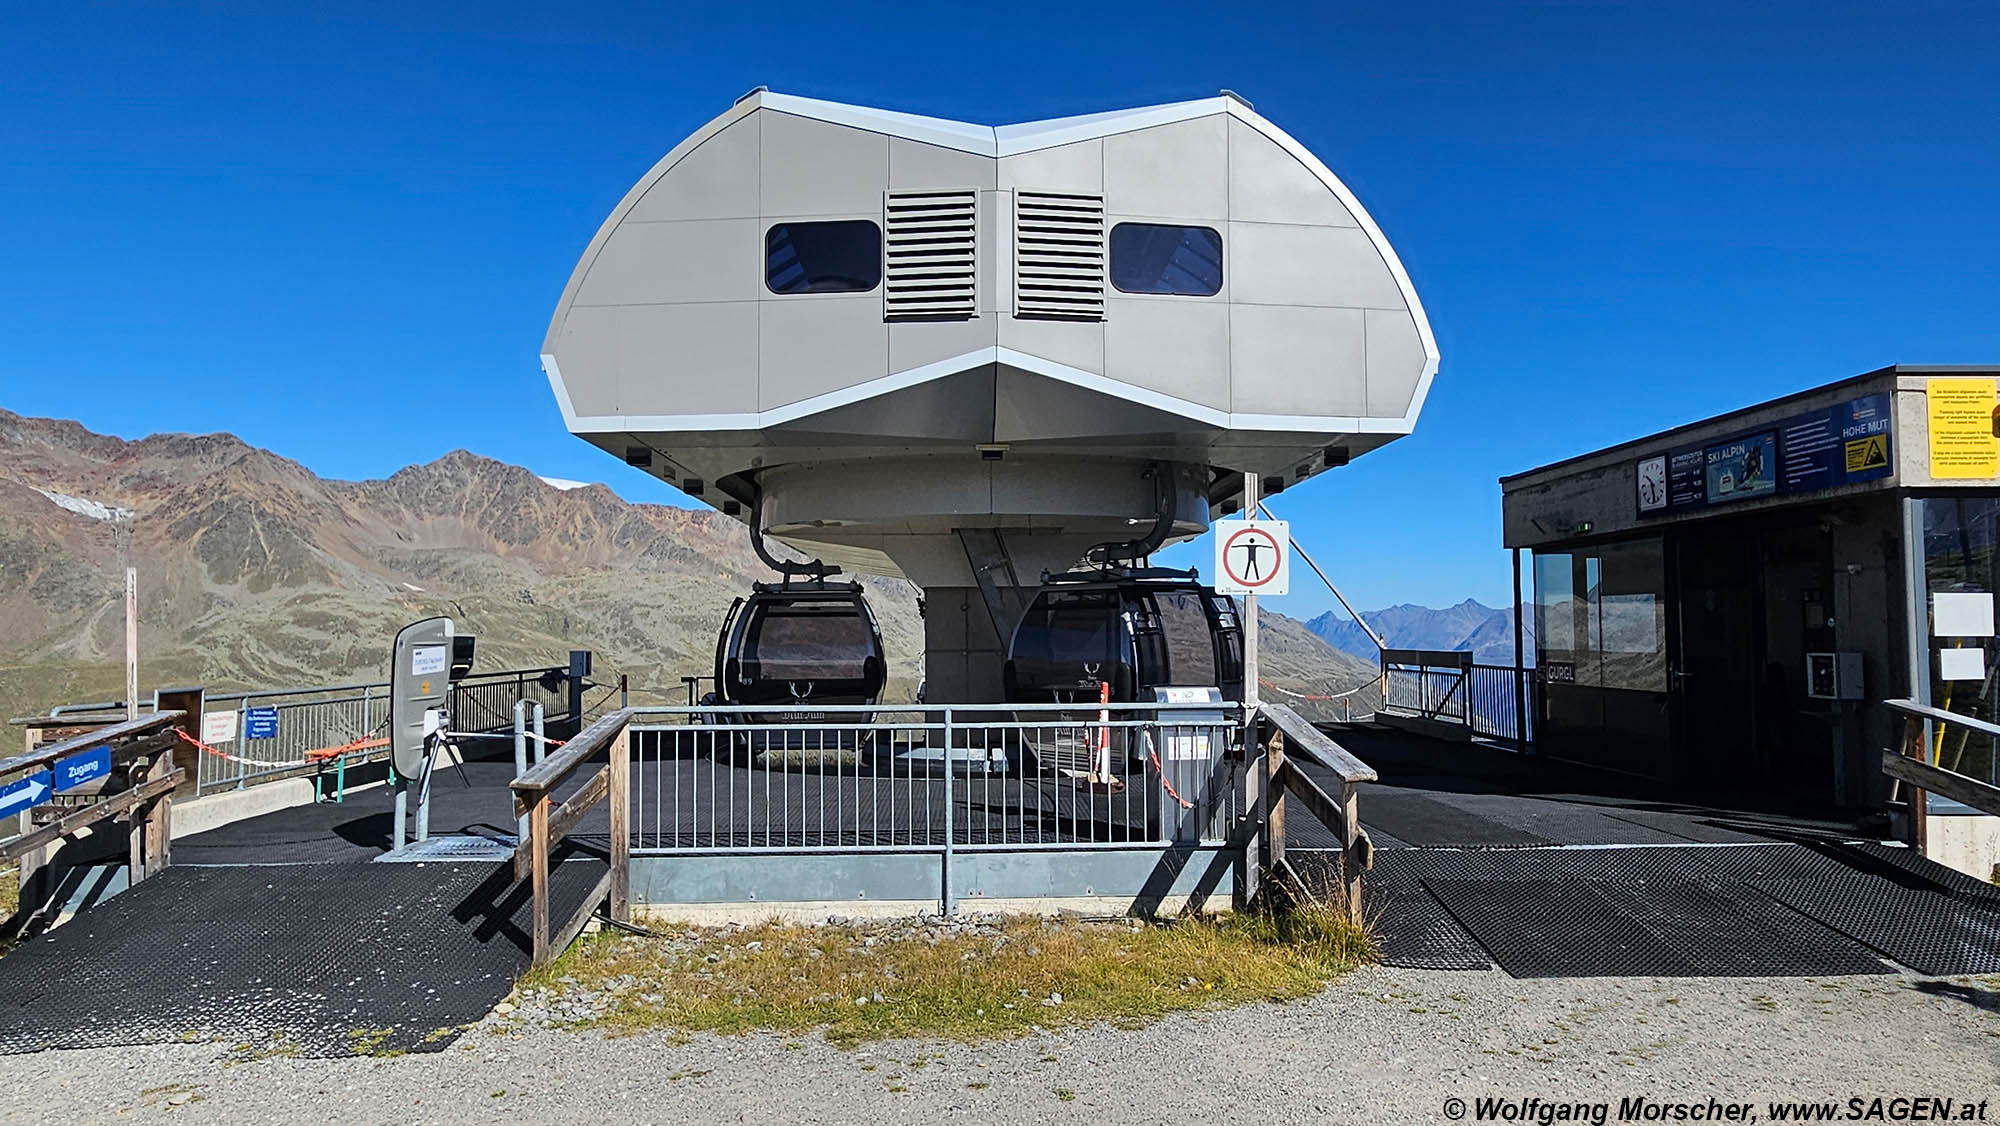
1, 965, 1995, 1125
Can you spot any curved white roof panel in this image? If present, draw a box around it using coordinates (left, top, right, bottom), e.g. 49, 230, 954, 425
542, 89, 1440, 514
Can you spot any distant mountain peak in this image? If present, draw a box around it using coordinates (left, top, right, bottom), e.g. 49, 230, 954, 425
1304, 597, 1530, 663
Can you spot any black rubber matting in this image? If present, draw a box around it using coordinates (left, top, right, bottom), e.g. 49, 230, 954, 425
0, 858, 607, 1056
1357, 842, 2000, 978
1356, 789, 1549, 848
1424, 874, 1885, 978
1288, 849, 1490, 969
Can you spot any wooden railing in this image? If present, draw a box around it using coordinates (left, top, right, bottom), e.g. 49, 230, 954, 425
0, 712, 189, 895
1259, 702, 1378, 922
1881, 699, 2000, 852
508, 708, 632, 967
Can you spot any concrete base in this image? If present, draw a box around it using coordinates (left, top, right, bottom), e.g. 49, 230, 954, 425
630, 845, 1240, 923
1376, 711, 1475, 743
633, 894, 1225, 927
170, 774, 392, 840
1925, 812, 2000, 883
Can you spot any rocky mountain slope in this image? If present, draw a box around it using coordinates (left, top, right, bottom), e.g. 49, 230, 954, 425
0, 409, 1372, 716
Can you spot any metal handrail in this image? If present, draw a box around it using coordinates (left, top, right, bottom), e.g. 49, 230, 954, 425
629, 701, 1245, 716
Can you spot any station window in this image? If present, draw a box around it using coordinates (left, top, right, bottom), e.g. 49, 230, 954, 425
765, 220, 882, 294
1108, 223, 1223, 296
1921, 497, 2000, 785
1534, 540, 1666, 694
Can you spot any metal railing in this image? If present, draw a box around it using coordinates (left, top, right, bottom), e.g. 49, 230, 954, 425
625, 702, 1241, 854
191, 667, 573, 794
1381, 650, 1536, 745
1381, 648, 1471, 723
1468, 663, 1535, 743
23, 667, 579, 795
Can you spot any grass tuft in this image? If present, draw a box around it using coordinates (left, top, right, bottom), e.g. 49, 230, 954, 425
523, 905, 1371, 1046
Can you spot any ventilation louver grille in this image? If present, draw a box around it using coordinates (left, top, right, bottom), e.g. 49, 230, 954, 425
1014, 191, 1106, 320
883, 190, 978, 321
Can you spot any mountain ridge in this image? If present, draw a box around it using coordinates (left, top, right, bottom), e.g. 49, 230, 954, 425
1305, 598, 1533, 664
0, 408, 1374, 716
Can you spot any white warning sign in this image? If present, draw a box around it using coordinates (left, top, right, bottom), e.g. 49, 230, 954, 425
1214, 518, 1289, 596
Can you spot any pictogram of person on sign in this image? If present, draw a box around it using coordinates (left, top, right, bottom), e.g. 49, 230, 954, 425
1232, 536, 1267, 582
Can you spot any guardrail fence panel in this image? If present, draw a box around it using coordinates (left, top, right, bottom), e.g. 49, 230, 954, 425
623, 704, 1239, 855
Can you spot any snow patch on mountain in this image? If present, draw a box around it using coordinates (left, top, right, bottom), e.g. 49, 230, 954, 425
34, 487, 133, 523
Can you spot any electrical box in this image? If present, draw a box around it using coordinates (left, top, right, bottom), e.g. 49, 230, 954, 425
1805, 652, 1863, 701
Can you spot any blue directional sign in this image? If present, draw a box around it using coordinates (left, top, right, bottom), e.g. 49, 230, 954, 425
244, 707, 280, 740
0, 771, 52, 817
53, 745, 111, 794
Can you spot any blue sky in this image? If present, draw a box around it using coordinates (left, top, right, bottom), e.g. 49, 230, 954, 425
4, 1, 1995, 621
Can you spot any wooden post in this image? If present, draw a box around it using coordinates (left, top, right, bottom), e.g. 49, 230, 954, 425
529, 795, 551, 966
144, 746, 173, 878
609, 728, 630, 923
124, 567, 139, 721
1340, 781, 1363, 923
1265, 725, 1286, 881
126, 780, 145, 886
1903, 714, 1929, 854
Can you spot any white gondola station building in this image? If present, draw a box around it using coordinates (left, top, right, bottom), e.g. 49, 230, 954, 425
542, 90, 1437, 701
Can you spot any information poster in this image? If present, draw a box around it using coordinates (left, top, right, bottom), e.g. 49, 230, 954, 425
1636, 393, 1894, 518
1704, 432, 1777, 504
1927, 378, 1998, 479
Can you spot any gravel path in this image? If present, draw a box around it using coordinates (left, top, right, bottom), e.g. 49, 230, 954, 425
2, 967, 1995, 1124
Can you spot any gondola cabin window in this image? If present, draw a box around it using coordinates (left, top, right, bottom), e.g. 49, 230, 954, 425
1010, 593, 1126, 700
742, 604, 876, 682
1147, 591, 1218, 687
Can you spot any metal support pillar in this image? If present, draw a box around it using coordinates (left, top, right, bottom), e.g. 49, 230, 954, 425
1243, 472, 1260, 712
1513, 547, 1529, 749
391, 779, 408, 853
514, 699, 530, 843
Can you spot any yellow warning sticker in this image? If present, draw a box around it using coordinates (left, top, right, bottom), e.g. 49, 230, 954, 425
1844, 434, 1889, 473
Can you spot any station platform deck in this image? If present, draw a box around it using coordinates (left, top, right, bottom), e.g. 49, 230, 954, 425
1, 724, 1997, 1056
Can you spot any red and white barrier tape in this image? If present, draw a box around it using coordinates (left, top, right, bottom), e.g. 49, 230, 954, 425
175, 728, 390, 769
1146, 743, 1195, 810
1258, 678, 1375, 702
